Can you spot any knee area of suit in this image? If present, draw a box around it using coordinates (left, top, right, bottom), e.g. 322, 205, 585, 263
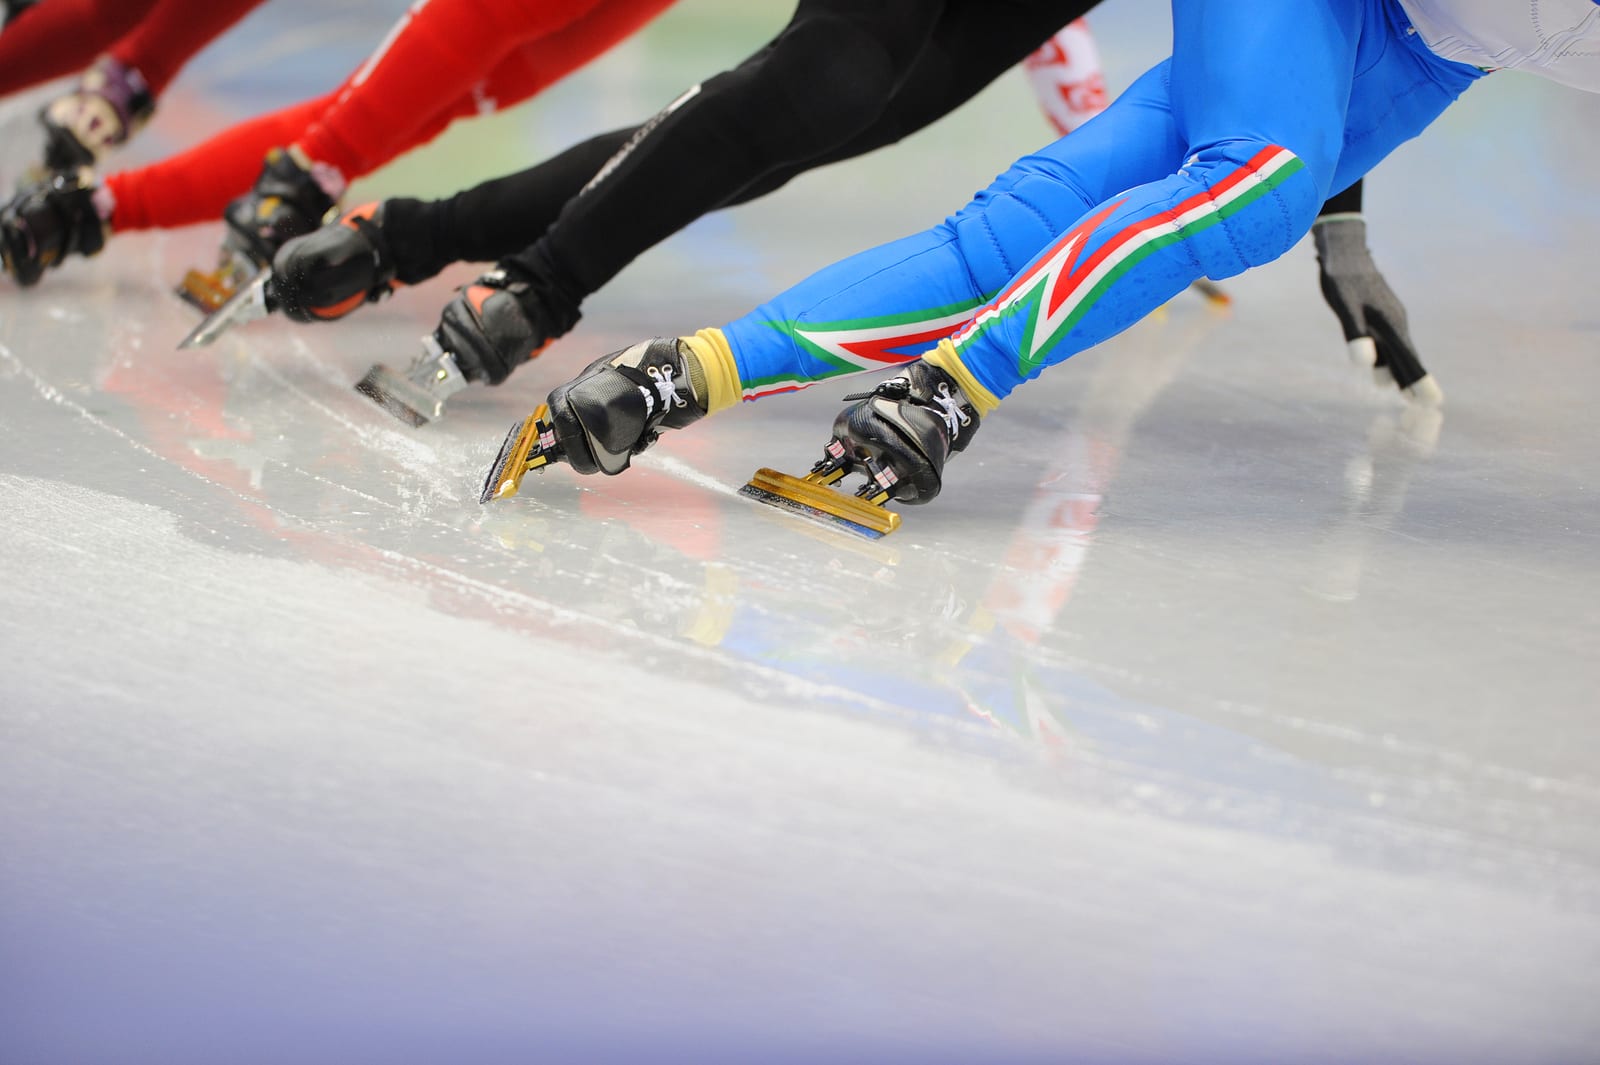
1185, 141, 1324, 278
949, 175, 1093, 292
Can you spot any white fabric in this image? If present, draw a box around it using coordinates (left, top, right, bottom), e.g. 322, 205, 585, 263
1398, 0, 1600, 92
1024, 19, 1109, 135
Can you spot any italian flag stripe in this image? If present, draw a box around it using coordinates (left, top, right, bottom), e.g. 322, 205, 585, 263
957, 146, 1304, 364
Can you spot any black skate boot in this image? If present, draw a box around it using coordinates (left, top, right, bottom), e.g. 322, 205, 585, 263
177, 146, 340, 312
37, 55, 156, 173
178, 202, 400, 349
741, 360, 981, 539
273, 201, 398, 321
1, 168, 106, 287
356, 263, 568, 426
480, 338, 709, 503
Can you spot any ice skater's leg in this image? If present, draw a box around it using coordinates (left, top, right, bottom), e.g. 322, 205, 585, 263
0, 0, 152, 97
355, 0, 1090, 289
36, 0, 267, 169
291, 0, 670, 182
930, 0, 1368, 404
102, 95, 331, 231
495, 0, 949, 323
107, 0, 263, 95
721, 61, 1181, 398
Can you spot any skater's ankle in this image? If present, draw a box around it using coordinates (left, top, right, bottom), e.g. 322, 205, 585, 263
286, 144, 347, 202
91, 184, 115, 226
377, 197, 445, 285
924, 340, 1001, 416
679, 328, 740, 415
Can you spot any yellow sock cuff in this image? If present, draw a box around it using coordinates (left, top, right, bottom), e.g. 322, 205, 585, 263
925, 340, 1000, 416
680, 327, 741, 415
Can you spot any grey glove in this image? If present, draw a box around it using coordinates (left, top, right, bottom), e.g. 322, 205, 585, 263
1312, 214, 1442, 405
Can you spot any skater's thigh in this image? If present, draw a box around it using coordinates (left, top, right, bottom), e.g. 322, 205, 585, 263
715, 0, 1100, 207
1330, 0, 1484, 189
760, 0, 948, 81
478, 0, 673, 113
983, 61, 1182, 212
1169, 0, 1362, 185
855, 0, 1102, 145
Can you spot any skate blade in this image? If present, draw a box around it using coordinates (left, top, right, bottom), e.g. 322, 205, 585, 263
480, 405, 556, 504
177, 270, 272, 349
738, 467, 901, 540
1188, 277, 1231, 307
354, 363, 437, 427
354, 335, 471, 427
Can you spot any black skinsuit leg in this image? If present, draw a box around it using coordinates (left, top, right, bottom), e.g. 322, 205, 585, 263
383, 0, 1097, 317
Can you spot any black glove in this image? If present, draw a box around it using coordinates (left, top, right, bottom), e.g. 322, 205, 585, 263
1312, 213, 1441, 405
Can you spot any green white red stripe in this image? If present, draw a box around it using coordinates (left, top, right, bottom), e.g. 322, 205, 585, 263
953, 145, 1305, 370
746, 302, 981, 399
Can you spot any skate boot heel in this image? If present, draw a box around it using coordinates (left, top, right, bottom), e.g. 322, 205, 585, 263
480, 404, 561, 504
355, 333, 471, 427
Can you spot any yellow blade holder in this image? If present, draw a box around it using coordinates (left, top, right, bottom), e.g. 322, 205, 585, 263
175, 249, 263, 314
739, 460, 903, 540
479, 404, 558, 504
1189, 277, 1232, 307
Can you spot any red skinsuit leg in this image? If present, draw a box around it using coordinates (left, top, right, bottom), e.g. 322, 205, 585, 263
106, 0, 267, 95
100, 0, 674, 232
104, 95, 330, 231
0, 0, 155, 96
292, 0, 675, 179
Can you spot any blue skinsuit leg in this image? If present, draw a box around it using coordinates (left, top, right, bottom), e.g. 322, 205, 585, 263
721, 0, 1482, 403
722, 63, 1181, 398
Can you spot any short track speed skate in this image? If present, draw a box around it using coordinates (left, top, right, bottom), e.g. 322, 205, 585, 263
480, 337, 710, 502
36, 56, 155, 175
358, 266, 558, 427
179, 203, 397, 348
740, 461, 903, 539
355, 334, 472, 427
480, 404, 562, 503
177, 147, 338, 313
178, 271, 275, 348
1, 168, 104, 286
740, 360, 982, 540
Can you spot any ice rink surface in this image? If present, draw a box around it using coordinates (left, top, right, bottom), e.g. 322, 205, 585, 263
2, 2, 1598, 1062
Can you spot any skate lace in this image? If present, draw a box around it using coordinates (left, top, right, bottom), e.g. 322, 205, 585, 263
930, 383, 971, 439
648, 365, 686, 412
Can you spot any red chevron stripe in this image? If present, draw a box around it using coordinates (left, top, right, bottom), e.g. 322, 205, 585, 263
981, 146, 1289, 334
1054, 146, 1285, 307
836, 322, 969, 364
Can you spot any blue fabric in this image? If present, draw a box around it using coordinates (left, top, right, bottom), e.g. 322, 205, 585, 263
723, 0, 1484, 401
